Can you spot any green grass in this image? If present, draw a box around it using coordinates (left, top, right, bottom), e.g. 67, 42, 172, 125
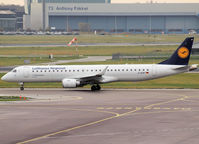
0, 56, 84, 66
60, 57, 199, 66
0, 34, 198, 44
0, 96, 29, 101
0, 45, 178, 56
0, 73, 199, 89
0, 44, 198, 66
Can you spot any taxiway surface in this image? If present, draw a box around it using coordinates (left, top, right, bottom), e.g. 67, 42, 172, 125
0, 89, 199, 144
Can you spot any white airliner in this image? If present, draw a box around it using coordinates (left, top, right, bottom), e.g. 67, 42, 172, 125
1, 37, 197, 91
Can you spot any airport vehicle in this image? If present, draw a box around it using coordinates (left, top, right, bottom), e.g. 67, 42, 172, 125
1, 37, 196, 91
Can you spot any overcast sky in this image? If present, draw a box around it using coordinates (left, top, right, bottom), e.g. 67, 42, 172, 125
0, 0, 199, 6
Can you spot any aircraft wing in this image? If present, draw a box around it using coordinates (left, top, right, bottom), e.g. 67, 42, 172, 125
74, 66, 109, 83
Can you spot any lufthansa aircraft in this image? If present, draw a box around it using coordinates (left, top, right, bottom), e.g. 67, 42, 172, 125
1, 37, 197, 91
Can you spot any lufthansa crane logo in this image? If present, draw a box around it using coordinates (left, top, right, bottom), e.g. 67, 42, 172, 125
178, 47, 189, 59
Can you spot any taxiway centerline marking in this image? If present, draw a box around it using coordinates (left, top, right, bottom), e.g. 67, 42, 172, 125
17, 94, 192, 144
17, 108, 139, 144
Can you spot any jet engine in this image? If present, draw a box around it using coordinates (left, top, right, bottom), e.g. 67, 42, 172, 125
62, 79, 80, 88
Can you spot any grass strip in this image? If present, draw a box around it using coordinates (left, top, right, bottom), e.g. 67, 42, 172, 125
0, 96, 30, 101
0, 34, 198, 44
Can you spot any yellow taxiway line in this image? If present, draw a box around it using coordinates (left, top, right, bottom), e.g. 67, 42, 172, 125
17, 94, 192, 144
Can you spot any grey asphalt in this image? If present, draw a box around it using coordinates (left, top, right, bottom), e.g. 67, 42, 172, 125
41, 56, 111, 65
0, 89, 199, 144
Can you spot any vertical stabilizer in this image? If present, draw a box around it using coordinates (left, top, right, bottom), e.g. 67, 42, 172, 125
159, 37, 194, 65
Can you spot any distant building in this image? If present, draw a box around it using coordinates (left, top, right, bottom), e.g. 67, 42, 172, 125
0, 10, 16, 31
0, 5, 25, 31
25, 0, 32, 15
24, 1, 199, 33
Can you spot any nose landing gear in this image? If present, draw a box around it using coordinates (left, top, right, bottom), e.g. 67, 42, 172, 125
91, 84, 101, 91
19, 82, 24, 91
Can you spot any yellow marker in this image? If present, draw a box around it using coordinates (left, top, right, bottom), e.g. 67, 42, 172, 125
163, 108, 171, 110
116, 107, 122, 110
124, 107, 132, 110
144, 107, 151, 110
136, 107, 142, 110
153, 107, 161, 110
97, 107, 104, 110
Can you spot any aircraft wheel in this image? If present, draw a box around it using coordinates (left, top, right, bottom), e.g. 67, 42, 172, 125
96, 85, 101, 91
91, 85, 101, 91
19, 82, 24, 91
91, 85, 96, 91
20, 87, 24, 91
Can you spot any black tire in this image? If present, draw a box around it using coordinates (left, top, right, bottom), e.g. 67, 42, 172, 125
20, 87, 24, 91
96, 85, 101, 91
91, 85, 96, 91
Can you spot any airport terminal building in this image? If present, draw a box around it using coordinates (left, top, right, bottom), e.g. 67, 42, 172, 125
24, 0, 199, 34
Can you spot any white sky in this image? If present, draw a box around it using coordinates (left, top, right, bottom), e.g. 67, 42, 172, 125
0, 0, 199, 6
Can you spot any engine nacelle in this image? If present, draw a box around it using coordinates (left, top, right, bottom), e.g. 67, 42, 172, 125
62, 79, 80, 88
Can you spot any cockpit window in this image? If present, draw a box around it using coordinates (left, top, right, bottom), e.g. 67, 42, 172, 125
13, 69, 17, 73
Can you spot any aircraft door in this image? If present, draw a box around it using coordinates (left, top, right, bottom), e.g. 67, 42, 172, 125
23, 66, 30, 78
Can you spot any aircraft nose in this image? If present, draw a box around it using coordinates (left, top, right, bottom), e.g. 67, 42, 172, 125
1, 74, 7, 81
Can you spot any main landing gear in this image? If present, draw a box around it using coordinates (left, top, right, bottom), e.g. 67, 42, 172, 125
19, 82, 24, 91
91, 84, 101, 91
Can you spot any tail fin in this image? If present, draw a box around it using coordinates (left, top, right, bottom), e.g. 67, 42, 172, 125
159, 37, 194, 65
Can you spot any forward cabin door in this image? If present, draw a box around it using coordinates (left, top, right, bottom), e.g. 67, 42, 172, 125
23, 66, 30, 78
